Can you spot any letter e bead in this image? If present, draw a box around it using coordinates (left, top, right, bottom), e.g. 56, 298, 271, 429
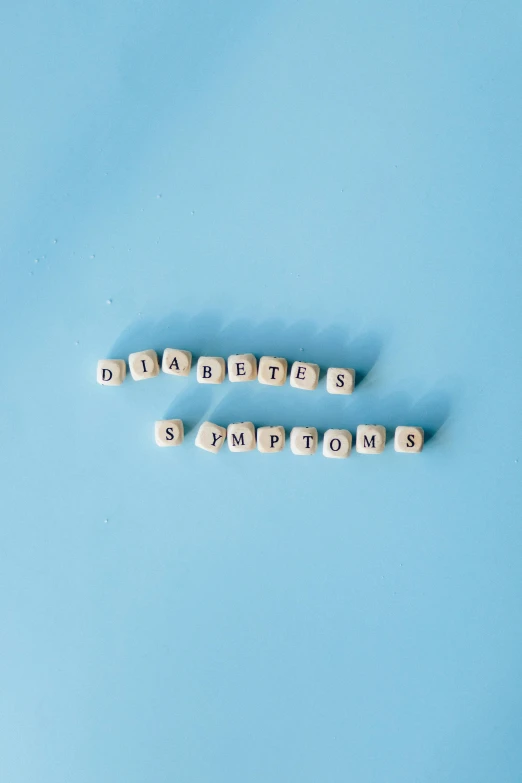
290, 362, 319, 391
228, 354, 257, 382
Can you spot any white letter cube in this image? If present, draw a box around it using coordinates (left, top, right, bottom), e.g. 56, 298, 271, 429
129, 349, 160, 381
323, 429, 352, 458
97, 359, 126, 386
326, 368, 355, 395
290, 362, 320, 391
257, 425, 285, 453
228, 354, 257, 382
290, 426, 318, 455
195, 421, 227, 453
197, 356, 226, 384
162, 348, 192, 376
227, 422, 256, 452
394, 426, 424, 453
155, 419, 184, 447
356, 425, 386, 454
258, 357, 288, 386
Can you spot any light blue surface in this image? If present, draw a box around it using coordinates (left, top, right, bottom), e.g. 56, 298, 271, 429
1, 1, 522, 781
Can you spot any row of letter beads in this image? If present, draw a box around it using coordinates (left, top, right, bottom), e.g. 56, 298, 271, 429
155, 421, 424, 455
97, 351, 355, 393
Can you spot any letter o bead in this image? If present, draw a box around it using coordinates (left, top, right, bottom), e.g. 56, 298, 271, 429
323, 429, 352, 458
195, 421, 227, 453
155, 419, 184, 447
228, 354, 257, 382
290, 362, 320, 391
97, 359, 126, 386
394, 426, 424, 453
197, 356, 226, 384
129, 349, 160, 381
290, 426, 318, 455
227, 422, 256, 452
257, 425, 285, 453
356, 424, 386, 454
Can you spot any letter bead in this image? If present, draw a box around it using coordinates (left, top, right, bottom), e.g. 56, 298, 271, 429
195, 421, 227, 453
162, 348, 192, 377
356, 424, 386, 454
97, 359, 126, 386
258, 357, 288, 386
197, 356, 226, 384
290, 426, 318, 455
323, 429, 352, 458
227, 422, 256, 452
257, 425, 285, 453
155, 418, 184, 447
228, 353, 257, 382
128, 349, 160, 381
394, 426, 424, 453
290, 361, 320, 391
326, 367, 355, 395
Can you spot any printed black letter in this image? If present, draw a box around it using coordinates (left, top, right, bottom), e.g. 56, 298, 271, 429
203, 366, 212, 379
296, 366, 306, 380
235, 362, 246, 376
166, 427, 174, 441
270, 434, 280, 448
102, 368, 113, 382
269, 365, 279, 380
141, 359, 148, 373
336, 373, 345, 388
169, 356, 180, 371
211, 432, 222, 447
303, 434, 313, 449
407, 434, 415, 448
232, 432, 245, 446
330, 438, 341, 451
363, 435, 376, 448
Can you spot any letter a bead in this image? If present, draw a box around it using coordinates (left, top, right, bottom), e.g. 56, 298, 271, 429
394, 426, 424, 453
162, 348, 192, 376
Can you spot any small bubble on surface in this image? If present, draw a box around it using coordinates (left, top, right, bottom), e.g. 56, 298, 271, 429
106, 298, 112, 305
52, 238, 57, 244
34, 258, 39, 263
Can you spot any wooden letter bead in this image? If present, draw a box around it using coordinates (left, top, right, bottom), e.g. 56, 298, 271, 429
195, 421, 227, 453
227, 422, 256, 452
323, 429, 352, 458
326, 367, 355, 395
258, 356, 288, 386
162, 348, 192, 376
128, 349, 160, 381
290, 426, 318, 455
197, 356, 226, 384
155, 419, 184, 447
97, 359, 126, 386
290, 361, 320, 391
228, 353, 257, 382
356, 424, 386, 454
257, 425, 285, 453
394, 426, 424, 453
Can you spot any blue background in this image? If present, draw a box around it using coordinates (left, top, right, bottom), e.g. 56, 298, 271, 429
1, 1, 522, 781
